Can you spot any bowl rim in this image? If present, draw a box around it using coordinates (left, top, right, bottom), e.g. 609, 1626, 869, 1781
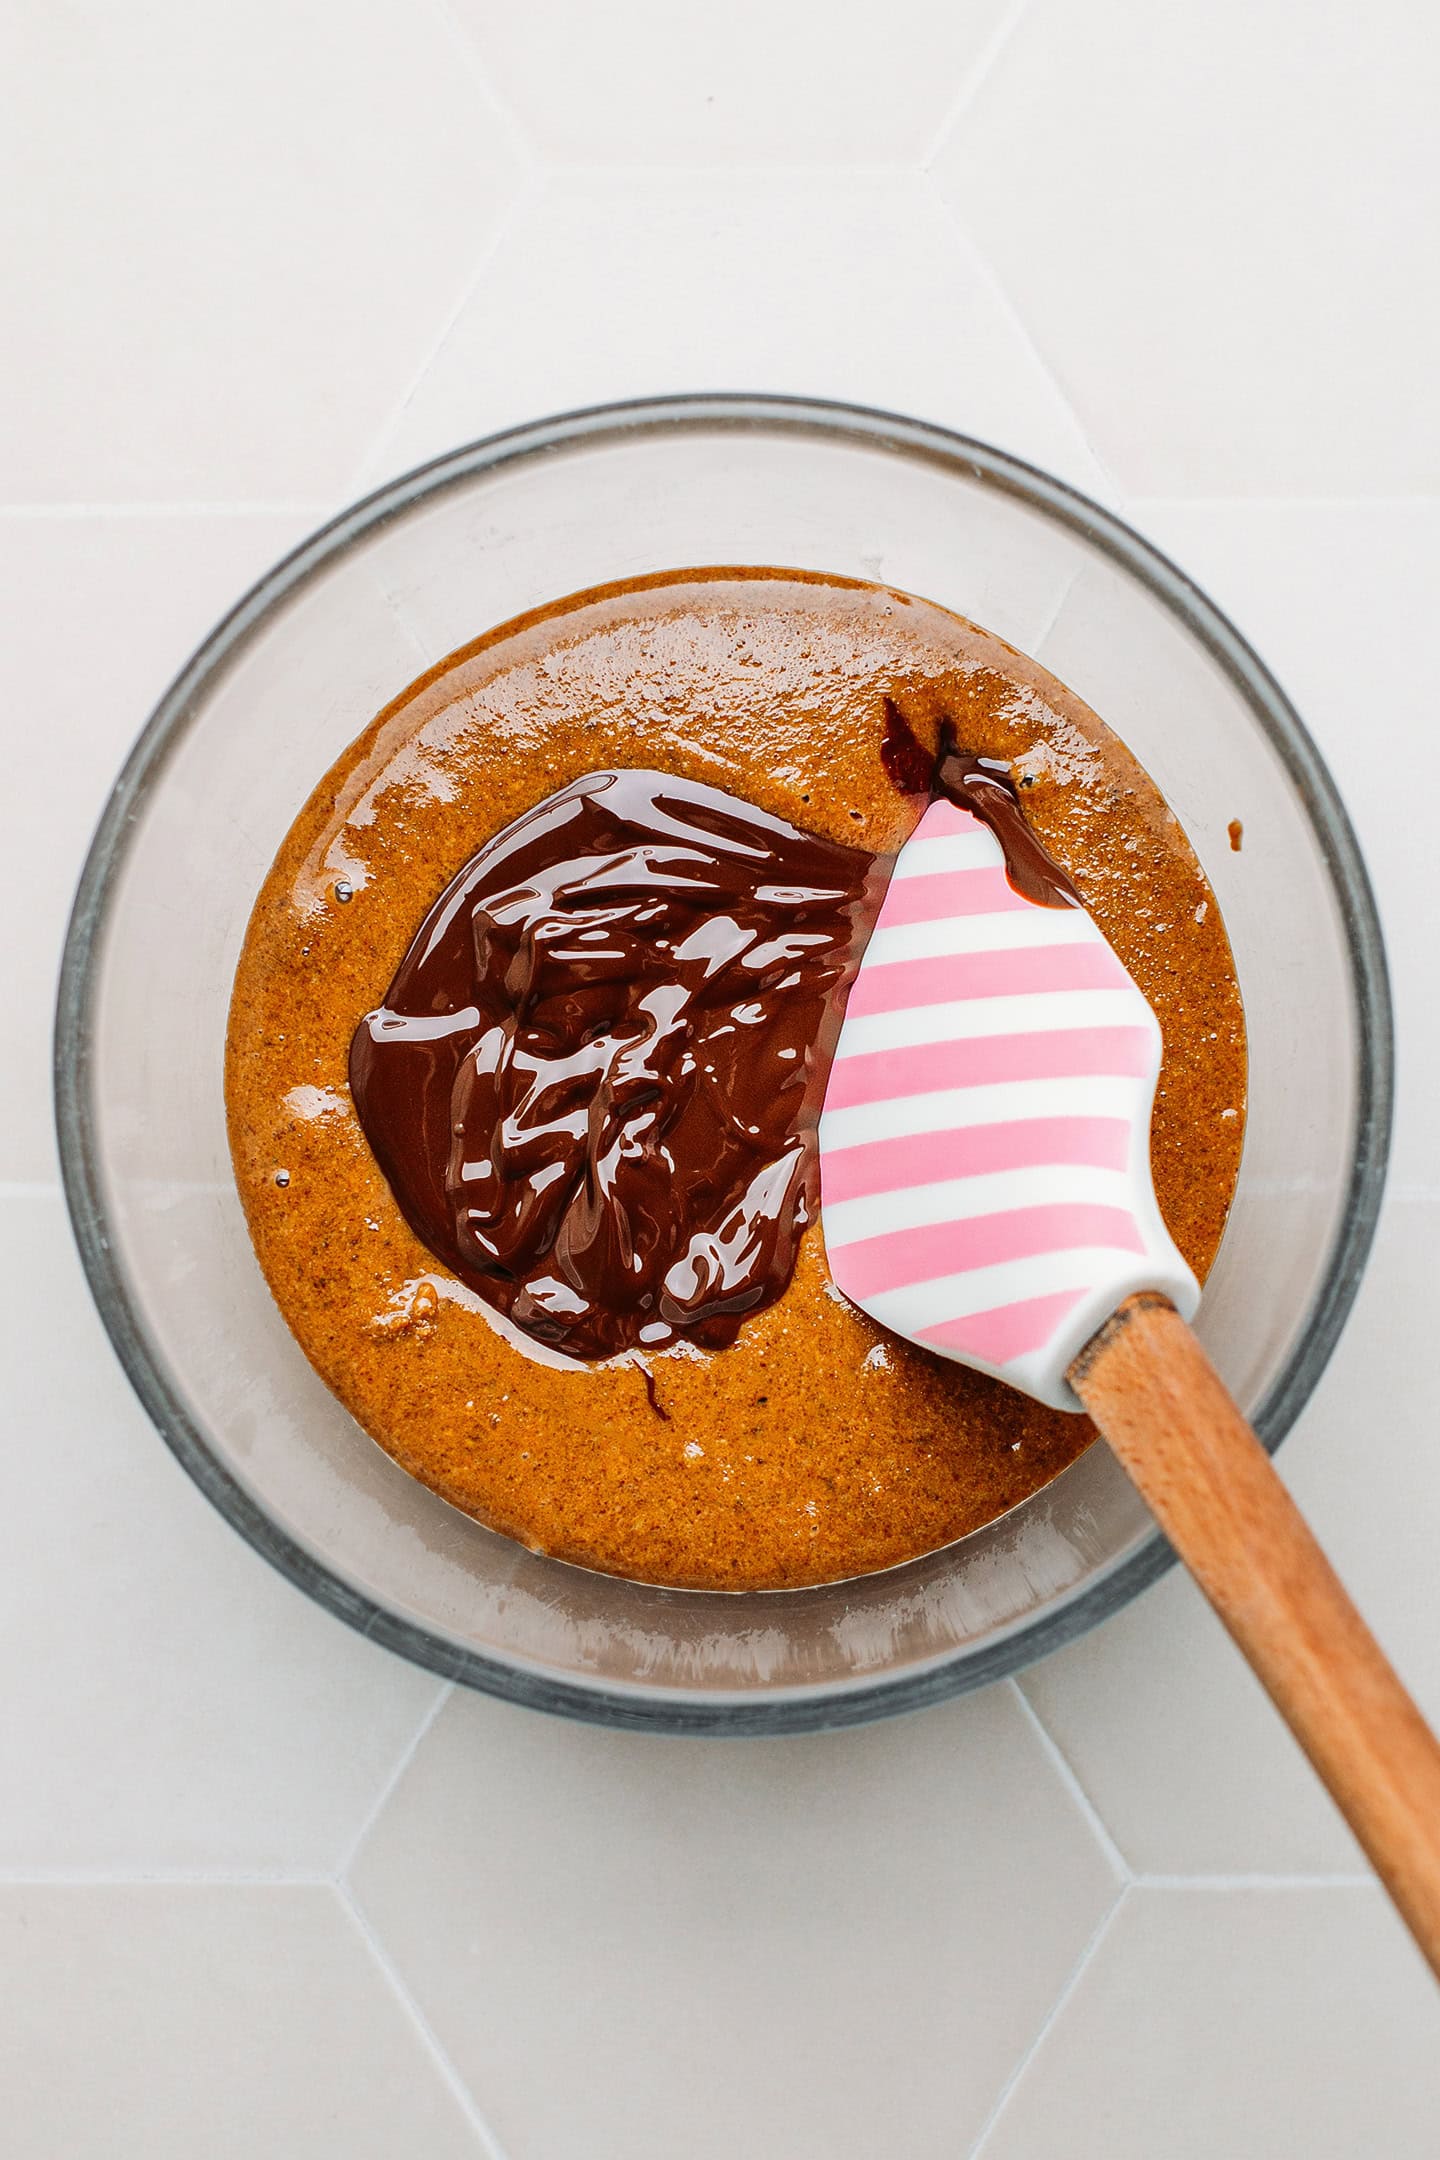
54, 391, 1394, 1733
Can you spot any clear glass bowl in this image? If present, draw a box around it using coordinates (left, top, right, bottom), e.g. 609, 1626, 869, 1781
56, 396, 1391, 1732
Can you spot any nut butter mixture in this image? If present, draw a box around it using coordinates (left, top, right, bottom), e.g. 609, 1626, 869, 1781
226, 569, 1246, 1589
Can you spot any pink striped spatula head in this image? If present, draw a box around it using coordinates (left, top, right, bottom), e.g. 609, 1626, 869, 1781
819, 734, 1440, 1987
818, 752, 1197, 1412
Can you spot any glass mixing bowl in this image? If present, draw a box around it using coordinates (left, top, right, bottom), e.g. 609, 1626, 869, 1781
56, 395, 1391, 1732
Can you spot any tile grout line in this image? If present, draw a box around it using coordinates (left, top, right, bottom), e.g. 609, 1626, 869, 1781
335, 1878, 513, 2160
925, 181, 1127, 507
522, 158, 961, 182
1125, 493, 1440, 511
918, 0, 1035, 169
342, 170, 546, 500
1025, 564, 1080, 658
967, 1882, 1128, 2159
1132, 1872, 1376, 1891
1009, 1681, 1131, 1884
0, 501, 332, 519
0, 1868, 334, 1886
428, 0, 538, 168
335, 1681, 454, 1881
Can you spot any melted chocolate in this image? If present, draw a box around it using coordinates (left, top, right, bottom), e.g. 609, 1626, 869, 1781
350, 771, 882, 1359
352, 715, 1080, 1362
881, 700, 1080, 910
878, 695, 939, 798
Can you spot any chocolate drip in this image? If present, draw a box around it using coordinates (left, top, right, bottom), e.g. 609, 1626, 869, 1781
878, 696, 938, 797
350, 771, 880, 1360
638, 1364, 670, 1420
880, 699, 1080, 910
933, 735, 1081, 910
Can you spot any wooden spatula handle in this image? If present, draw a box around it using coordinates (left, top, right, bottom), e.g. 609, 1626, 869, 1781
1070, 1293, 1440, 1981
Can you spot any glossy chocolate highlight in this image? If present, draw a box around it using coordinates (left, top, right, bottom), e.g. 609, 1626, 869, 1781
351, 769, 882, 1358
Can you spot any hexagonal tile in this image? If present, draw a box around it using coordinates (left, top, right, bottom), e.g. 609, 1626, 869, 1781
0, 1195, 445, 1868
1021, 1569, 1365, 1879
448, 0, 1013, 163
0, 510, 316, 1179
977, 1887, 1440, 2157
0, 1886, 485, 2156
0, 0, 526, 501
361, 169, 1113, 499
350, 1684, 1121, 2160
932, 0, 1440, 493
1022, 1196, 1440, 1876
1120, 498, 1440, 1191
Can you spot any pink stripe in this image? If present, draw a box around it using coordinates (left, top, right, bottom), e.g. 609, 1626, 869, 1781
917, 800, 984, 839
844, 940, 1126, 1018
876, 867, 1032, 926
832, 1204, 1145, 1300
917, 1289, 1089, 1366
824, 1026, 1154, 1111
820, 1116, 1130, 1204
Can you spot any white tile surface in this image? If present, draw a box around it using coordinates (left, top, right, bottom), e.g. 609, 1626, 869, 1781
979, 1887, 1440, 2159
1123, 498, 1440, 1190
0, 1195, 444, 1869
1022, 1197, 1440, 1876
1279, 1201, 1440, 1722
5, 2, 1439, 2151
447, 0, 1013, 164
0, 0, 525, 501
0, 1886, 485, 2157
933, 0, 1440, 495
350, 1686, 1119, 2160
1022, 1568, 1367, 1878
0, 511, 313, 1179
360, 170, 1112, 499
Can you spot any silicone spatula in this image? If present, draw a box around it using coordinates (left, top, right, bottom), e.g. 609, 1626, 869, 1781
819, 748, 1440, 1981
